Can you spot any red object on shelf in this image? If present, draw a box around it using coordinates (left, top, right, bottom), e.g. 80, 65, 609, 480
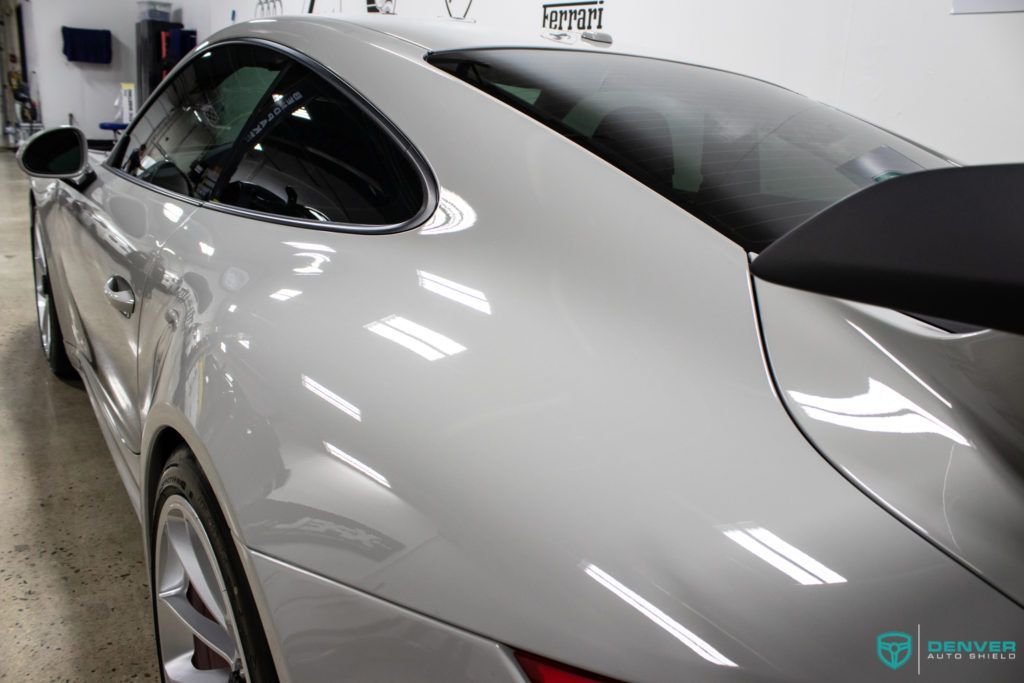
160, 30, 170, 79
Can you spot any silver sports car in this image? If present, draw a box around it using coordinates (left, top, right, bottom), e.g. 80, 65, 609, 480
19, 15, 1024, 683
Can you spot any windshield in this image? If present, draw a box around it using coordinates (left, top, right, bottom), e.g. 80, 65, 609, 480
428, 48, 951, 251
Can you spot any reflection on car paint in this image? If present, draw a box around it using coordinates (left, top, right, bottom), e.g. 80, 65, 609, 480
583, 563, 738, 667
163, 202, 185, 223
291, 251, 330, 274
282, 240, 336, 253
365, 315, 467, 361
788, 379, 969, 445
246, 499, 406, 561
847, 320, 951, 408
418, 270, 492, 314
723, 526, 847, 586
324, 441, 391, 489
220, 266, 250, 291
269, 288, 302, 301
419, 188, 476, 235
301, 374, 362, 422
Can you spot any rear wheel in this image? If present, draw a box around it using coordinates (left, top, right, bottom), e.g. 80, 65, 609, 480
31, 208, 74, 377
152, 448, 278, 683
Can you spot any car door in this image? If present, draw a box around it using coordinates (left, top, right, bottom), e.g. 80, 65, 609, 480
57, 43, 288, 457
54, 156, 197, 456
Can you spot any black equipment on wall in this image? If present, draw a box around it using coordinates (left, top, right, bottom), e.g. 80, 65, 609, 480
163, 29, 197, 73
136, 19, 185, 103
61, 27, 114, 64
15, 4, 27, 81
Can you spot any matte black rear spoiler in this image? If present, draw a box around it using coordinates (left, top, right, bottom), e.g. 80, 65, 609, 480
751, 164, 1024, 336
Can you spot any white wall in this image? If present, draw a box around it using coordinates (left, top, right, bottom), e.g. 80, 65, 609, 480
19, 0, 1024, 162
587, 0, 1024, 165
19, 0, 207, 136
21, 0, 134, 133
203, 0, 1024, 164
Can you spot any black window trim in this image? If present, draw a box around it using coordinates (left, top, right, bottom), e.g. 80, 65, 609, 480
104, 37, 438, 234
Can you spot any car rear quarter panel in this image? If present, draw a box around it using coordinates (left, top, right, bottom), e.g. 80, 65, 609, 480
755, 279, 1024, 605
136, 19, 1024, 683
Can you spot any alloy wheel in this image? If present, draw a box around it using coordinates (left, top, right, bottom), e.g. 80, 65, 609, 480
154, 495, 251, 682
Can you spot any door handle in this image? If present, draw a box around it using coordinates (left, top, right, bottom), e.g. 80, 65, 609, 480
104, 275, 135, 318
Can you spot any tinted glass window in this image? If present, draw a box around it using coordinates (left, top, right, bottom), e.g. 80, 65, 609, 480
429, 49, 950, 251
119, 44, 287, 199
211, 62, 424, 226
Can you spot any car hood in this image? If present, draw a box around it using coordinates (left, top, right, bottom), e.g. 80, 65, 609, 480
143, 21, 1024, 682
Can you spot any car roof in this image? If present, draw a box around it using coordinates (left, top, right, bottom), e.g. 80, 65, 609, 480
221, 15, 781, 91
269, 13, 643, 57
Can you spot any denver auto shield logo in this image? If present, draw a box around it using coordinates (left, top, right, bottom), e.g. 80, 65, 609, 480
875, 628, 1017, 673
877, 632, 913, 670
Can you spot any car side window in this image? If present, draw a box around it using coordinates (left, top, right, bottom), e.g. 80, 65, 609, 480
118, 44, 287, 199
208, 59, 424, 226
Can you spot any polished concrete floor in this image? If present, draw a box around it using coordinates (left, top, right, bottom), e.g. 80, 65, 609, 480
0, 150, 157, 680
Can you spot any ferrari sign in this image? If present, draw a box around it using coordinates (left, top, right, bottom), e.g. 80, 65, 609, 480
541, 0, 605, 31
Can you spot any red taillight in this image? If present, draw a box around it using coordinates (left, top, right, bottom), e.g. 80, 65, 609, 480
514, 651, 622, 683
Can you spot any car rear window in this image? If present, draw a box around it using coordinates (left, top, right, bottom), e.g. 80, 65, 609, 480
428, 48, 951, 251
213, 59, 426, 226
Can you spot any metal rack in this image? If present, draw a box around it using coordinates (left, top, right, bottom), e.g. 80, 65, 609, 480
1, 0, 42, 148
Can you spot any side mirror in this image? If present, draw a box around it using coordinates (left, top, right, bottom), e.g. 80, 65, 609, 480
16, 126, 89, 179
751, 164, 1024, 336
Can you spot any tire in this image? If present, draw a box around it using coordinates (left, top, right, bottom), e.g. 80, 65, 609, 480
31, 206, 75, 378
151, 447, 278, 683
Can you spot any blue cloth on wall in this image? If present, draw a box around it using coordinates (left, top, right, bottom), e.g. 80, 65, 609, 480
61, 26, 113, 64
